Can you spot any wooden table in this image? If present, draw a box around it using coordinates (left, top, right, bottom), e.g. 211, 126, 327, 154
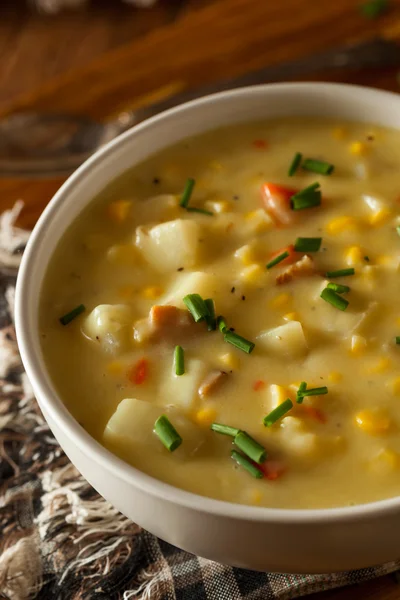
2, 1, 400, 597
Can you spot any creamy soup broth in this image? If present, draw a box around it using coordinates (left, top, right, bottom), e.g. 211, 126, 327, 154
40, 118, 400, 509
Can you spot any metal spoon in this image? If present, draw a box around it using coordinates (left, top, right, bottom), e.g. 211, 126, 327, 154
0, 38, 399, 178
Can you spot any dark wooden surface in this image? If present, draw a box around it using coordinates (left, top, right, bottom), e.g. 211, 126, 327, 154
2, 2, 400, 597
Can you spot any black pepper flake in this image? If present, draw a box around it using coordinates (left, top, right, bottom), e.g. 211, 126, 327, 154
366, 134, 375, 141
229, 327, 235, 332
177, 267, 184, 272
241, 295, 246, 301
233, 195, 240, 201
96, 336, 100, 341
231, 286, 236, 293
153, 177, 160, 184
364, 256, 370, 262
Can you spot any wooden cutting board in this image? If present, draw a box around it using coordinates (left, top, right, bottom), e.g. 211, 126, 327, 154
3, 1, 400, 597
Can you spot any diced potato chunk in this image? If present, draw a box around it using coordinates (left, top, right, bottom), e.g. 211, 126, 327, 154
82, 304, 133, 353
279, 416, 318, 457
162, 358, 207, 411
104, 397, 205, 458
257, 321, 308, 358
161, 271, 229, 313
135, 219, 202, 271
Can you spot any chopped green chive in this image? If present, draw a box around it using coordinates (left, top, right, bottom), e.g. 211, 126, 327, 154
396, 337, 400, 345
266, 250, 289, 270
154, 415, 182, 452
296, 382, 328, 404
234, 431, 267, 464
290, 183, 321, 210
325, 268, 355, 278
263, 398, 293, 427
300, 386, 328, 398
211, 423, 240, 437
59, 304, 85, 326
327, 282, 350, 294
174, 345, 185, 376
186, 207, 213, 216
302, 158, 334, 175
217, 315, 228, 333
294, 237, 322, 252
360, 0, 388, 19
180, 178, 195, 208
288, 152, 302, 176
296, 381, 307, 404
204, 298, 216, 331
320, 287, 349, 311
183, 293, 209, 322
223, 330, 255, 354
231, 450, 264, 479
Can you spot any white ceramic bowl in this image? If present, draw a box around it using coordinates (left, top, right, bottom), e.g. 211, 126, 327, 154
15, 83, 400, 573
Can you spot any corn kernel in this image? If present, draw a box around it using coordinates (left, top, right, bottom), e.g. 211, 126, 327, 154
269, 293, 291, 309
107, 361, 123, 376
371, 448, 399, 473
282, 311, 298, 321
326, 216, 358, 235
269, 384, 290, 409
355, 409, 391, 435
328, 371, 342, 383
141, 286, 163, 299
244, 209, 273, 234
345, 245, 364, 266
107, 200, 131, 223
332, 126, 347, 140
208, 160, 223, 171
239, 263, 265, 284
366, 357, 392, 374
234, 244, 257, 265
249, 489, 263, 505
205, 200, 231, 214
107, 244, 138, 265
389, 377, 400, 396
219, 352, 240, 370
369, 207, 391, 226
118, 284, 135, 299
350, 334, 367, 356
349, 141, 368, 155
194, 406, 217, 427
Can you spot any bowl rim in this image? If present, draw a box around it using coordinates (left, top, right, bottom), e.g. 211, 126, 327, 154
15, 81, 400, 524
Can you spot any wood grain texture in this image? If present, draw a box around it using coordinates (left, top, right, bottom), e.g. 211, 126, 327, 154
2, 3, 400, 597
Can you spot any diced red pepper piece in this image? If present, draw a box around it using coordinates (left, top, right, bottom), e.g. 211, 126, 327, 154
268, 244, 298, 266
260, 460, 287, 481
261, 183, 298, 226
302, 405, 327, 424
253, 379, 266, 391
128, 358, 149, 385
252, 139, 268, 149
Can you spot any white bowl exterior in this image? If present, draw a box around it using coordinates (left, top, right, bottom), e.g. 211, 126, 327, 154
15, 83, 400, 572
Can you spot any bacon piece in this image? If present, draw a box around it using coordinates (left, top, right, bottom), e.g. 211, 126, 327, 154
276, 255, 315, 285
198, 370, 228, 398
134, 305, 198, 343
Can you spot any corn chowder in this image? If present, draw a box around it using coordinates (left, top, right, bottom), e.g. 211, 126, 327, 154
40, 118, 400, 509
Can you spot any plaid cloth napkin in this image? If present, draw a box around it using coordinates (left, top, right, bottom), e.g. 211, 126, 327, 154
1, 203, 399, 600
